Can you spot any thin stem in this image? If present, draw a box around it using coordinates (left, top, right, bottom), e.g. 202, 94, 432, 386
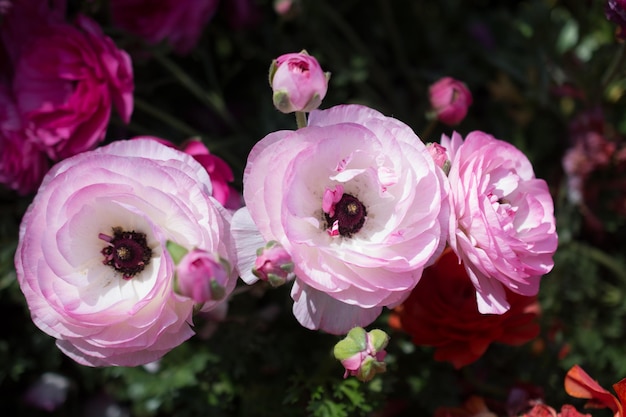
565, 241, 626, 283
295, 112, 307, 129
151, 50, 238, 130
134, 97, 202, 138
602, 42, 626, 90
420, 119, 439, 142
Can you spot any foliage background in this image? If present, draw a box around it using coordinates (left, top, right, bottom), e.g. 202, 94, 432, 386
2, 0, 626, 415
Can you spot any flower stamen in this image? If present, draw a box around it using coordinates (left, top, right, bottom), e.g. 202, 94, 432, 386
100, 227, 152, 280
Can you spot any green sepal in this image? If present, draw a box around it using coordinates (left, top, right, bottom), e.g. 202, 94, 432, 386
166, 241, 189, 265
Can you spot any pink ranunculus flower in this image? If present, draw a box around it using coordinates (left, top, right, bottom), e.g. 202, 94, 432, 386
2, 3, 133, 161
428, 77, 473, 125
110, 0, 219, 54
269, 51, 329, 114
15, 139, 236, 367
232, 104, 450, 334
443, 131, 557, 314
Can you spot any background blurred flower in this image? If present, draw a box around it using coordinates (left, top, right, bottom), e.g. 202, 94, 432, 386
15, 139, 236, 366
443, 131, 557, 314
428, 77, 473, 125
390, 248, 540, 369
1, 2, 133, 161
0, 86, 49, 194
269, 51, 329, 113
110, 0, 219, 54
232, 104, 449, 334
564, 365, 626, 417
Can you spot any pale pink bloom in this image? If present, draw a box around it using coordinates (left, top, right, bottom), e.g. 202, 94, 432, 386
270, 51, 329, 113
443, 131, 557, 314
15, 139, 236, 366
110, 0, 219, 54
426, 142, 449, 171
176, 249, 229, 305
429, 77, 473, 125
232, 104, 449, 334
2, 3, 133, 161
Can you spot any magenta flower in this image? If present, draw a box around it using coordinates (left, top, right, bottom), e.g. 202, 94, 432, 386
2, 2, 133, 161
110, 0, 219, 54
269, 51, 329, 113
0, 85, 49, 195
232, 104, 450, 334
428, 77, 473, 125
15, 139, 236, 366
175, 248, 230, 305
442, 131, 557, 314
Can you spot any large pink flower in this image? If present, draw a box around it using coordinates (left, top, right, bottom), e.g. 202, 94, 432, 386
110, 0, 219, 54
2, 2, 133, 161
232, 104, 449, 334
443, 131, 557, 314
15, 139, 236, 367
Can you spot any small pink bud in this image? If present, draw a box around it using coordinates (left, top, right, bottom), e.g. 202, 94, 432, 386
269, 50, 329, 113
176, 249, 229, 303
333, 327, 389, 382
428, 77, 473, 125
252, 241, 295, 287
426, 142, 450, 174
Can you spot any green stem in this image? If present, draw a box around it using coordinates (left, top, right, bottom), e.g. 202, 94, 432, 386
134, 98, 202, 138
565, 241, 626, 283
420, 119, 439, 142
602, 43, 626, 90
151, 51, 238, 130
295, 112, 308, 129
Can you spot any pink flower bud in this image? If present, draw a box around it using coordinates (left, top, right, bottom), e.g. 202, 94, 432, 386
176, 249, 229, 303
428, 77, 473, 125
426, 142, 450, 174
333, 327, 389, 382
269, 51, 329, 113
252, 241, 295, 287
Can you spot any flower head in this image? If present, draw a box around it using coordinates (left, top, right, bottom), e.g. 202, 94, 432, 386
269, 51, 329, 113
333, 327, 389, 382
2, 3, 133, 160
443, 131, 557, 314
15, 139, 236, 366
564, 365, 626, 417
232, 104, 449, 334
428, 77, 473, 125
390, 248, 540, 369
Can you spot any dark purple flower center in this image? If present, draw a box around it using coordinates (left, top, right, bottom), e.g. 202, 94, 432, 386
99, 228, 152, 280
325, 193, 367, 237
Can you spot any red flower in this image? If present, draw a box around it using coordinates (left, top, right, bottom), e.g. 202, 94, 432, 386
390, 248, 540, 368
564, 365, 626, 417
